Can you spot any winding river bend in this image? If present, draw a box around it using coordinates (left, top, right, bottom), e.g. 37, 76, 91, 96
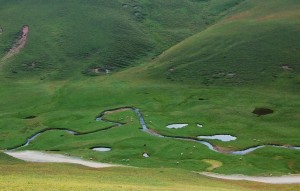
8, 107, 300, 155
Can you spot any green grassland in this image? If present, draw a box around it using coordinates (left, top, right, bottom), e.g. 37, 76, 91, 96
0, 75, 299, 176
1, 153, 299, 191
0, 0, 300, 190
146, 0, 300, 87
0, 0, 243, 79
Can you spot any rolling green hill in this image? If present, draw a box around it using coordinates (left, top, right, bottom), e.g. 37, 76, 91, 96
0, 0, 243, 79
145, 0, 300, 87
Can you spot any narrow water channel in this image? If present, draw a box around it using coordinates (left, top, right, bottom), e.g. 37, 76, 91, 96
8, 107, 300, 155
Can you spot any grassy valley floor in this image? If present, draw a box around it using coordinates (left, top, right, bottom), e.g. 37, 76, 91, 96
0, 74, 299, 176
0, 153, 299, 191
0, 0, 299, 190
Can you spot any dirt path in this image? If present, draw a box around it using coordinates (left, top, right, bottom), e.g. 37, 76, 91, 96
4, 150, 117, 168
200, 172, 300, 184
2, 25, 29, 61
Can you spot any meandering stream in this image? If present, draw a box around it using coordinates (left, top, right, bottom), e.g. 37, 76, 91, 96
8, 107, 300, 155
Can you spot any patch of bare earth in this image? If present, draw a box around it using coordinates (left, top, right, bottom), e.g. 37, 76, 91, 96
214, 145, 234, 153
2, 25, 29, 61
199, 172, 300, 184
104, 108, 131, 115
5, 150, 118, 168
202, 159, 223, 171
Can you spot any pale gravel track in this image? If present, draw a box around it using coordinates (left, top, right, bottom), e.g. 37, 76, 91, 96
4, 150, 117, 168
200, 172, 300, 184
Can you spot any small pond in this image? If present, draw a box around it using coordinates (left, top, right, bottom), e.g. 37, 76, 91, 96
198, 135, 236, 142
166, 124, 188, 129
92, 147, 112, 152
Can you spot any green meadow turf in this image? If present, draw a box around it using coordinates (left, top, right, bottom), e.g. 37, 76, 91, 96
0, 0, 243, 79
0, 153, 299, 191
0, 75, 299, 176
0, 0, 299, 190
147, 0, 300, 87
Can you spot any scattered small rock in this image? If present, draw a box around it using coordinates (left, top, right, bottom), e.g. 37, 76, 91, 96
281, 65, 293, 71
93, 68, 100, 73
227, 73, 236, 78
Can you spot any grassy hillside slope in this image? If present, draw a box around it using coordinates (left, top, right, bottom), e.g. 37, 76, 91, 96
146, 0, 300, 87
0, 0, 243, 79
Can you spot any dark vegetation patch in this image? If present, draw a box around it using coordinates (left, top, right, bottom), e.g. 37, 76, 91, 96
23, 116, 37, 119
252, 108, 274, 116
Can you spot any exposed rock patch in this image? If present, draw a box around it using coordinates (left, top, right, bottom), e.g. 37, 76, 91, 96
281, 65, 294, 71
89, 67, 111, 75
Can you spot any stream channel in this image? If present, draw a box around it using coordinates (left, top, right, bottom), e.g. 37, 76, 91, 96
8, 107, 300, 155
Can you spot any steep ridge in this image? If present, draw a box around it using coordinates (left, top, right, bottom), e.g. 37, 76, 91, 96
146, 0, 300, 87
